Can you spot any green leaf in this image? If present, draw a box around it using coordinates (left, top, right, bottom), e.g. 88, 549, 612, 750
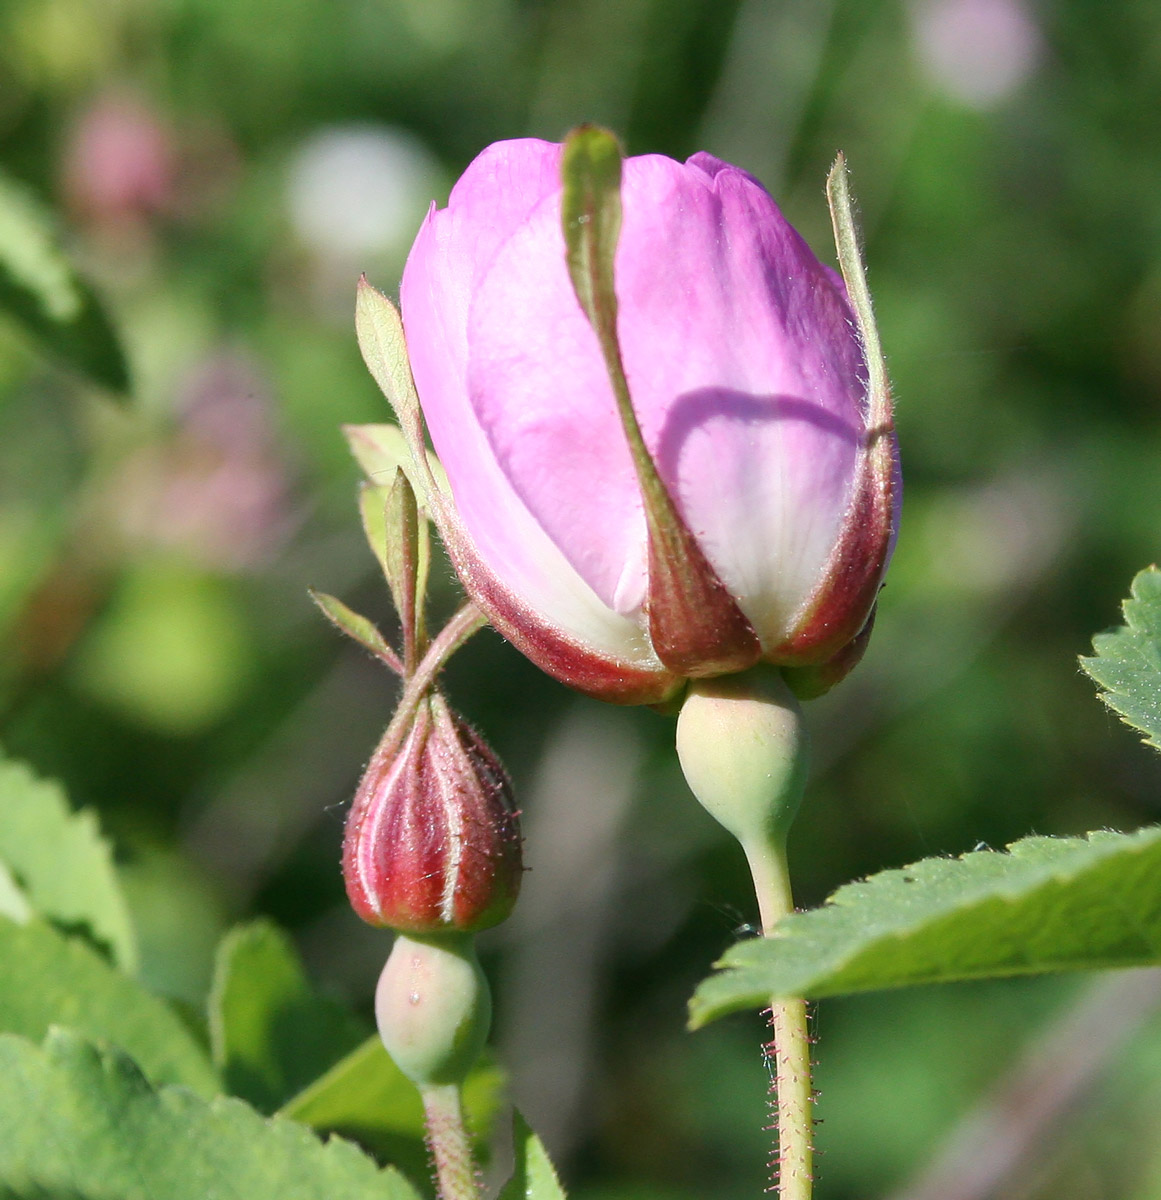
282, 1034, 506, 1175
0, 915, 217, 1095
0, 1029, 422, 1200
209, 921, 369, 1114
690, 827, 1161, 1027
498, 1112, 567, 1200
309, 587, 402, 672
0, 170, 130, 394
0, 754, 137, 971
1081, 566, 1161, 749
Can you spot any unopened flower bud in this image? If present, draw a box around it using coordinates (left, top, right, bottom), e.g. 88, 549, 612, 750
359, 136, 899, 706
343, 692, 522, 934
375, 932, 491, 1088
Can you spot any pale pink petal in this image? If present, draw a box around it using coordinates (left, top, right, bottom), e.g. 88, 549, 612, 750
623, 155, 866, 643
402, 141, 653, 664
465, 153, 865, 645
466, 193, 646, 614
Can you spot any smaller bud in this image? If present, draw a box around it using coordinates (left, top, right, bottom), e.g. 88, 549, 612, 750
343, 691, 523, 934
375, 932, 491, 1088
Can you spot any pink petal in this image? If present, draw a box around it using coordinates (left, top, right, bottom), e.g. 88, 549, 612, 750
402, 141, 654, 663
466, 153, 866, 646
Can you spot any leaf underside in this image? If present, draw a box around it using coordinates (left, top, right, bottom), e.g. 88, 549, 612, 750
690, 826, 1161, 1027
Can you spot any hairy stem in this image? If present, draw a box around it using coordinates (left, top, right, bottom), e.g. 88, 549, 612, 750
421, 1083, 480, 1200
745, 838, 813, 1200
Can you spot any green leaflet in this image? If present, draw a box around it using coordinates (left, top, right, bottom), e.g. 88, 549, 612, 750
1081, 565, 1161, 750
0, 916, 217, 1095
0, 753, 137, 971
691, 827, 1161, 1026
497, 1112, 567, 1200
208, 920, 369, 1114
0, 1029, 421, 1200
0, 169, 130, 393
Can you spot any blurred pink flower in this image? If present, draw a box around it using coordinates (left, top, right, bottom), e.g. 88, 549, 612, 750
115, 351, 294, 571
912, 0, 1042, 109
392, 139, 898, 704
62, 90, 175, 230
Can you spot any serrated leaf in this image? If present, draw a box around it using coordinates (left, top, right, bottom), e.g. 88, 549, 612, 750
0, 754, 137, 971
0, 170, 130, 394
282, 1033, 506, 1177
690, 827, 1161, 1027
0, 1029, 421, 1200
1081, 566, 1161, 749
0, 916, 217, 1095
497, 1112, 567, 1200
209, 921, 369, 1114
310, 588, 402, 672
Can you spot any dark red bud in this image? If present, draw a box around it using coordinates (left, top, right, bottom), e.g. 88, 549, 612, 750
342, 693, 522, 934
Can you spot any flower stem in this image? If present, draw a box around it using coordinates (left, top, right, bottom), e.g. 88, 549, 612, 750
420, 1083, 480, 1200
674, 670, 813, 1199
744, 837, 813, 1200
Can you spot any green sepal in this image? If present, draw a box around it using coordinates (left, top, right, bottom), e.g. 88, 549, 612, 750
355, 277, 423, 435
308, 588, 402, 673
559, 125, 758, 675
826, 154, 891, 441
360, 472, 430, 670
560, 125, 624, 361
343, 422, 450, 515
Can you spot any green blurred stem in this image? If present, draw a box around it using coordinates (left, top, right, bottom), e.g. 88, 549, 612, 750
744, 836, 813, 1200
420, 1083, 480, 1200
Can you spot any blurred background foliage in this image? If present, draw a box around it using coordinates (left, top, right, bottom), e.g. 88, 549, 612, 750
2, 0, 1161, 1197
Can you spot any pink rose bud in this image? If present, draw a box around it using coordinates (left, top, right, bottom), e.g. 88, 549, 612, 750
393, 138, 899, 705
343, 691, 523, 934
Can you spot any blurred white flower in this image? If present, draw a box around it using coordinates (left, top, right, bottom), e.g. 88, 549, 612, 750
911, 0, 1042, 109
286, 124, 442, 261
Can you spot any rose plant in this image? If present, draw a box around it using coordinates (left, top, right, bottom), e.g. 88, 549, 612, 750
347, 126, 898, 1200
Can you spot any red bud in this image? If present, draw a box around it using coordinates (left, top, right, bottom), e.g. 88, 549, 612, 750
342, 693, 522, 934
